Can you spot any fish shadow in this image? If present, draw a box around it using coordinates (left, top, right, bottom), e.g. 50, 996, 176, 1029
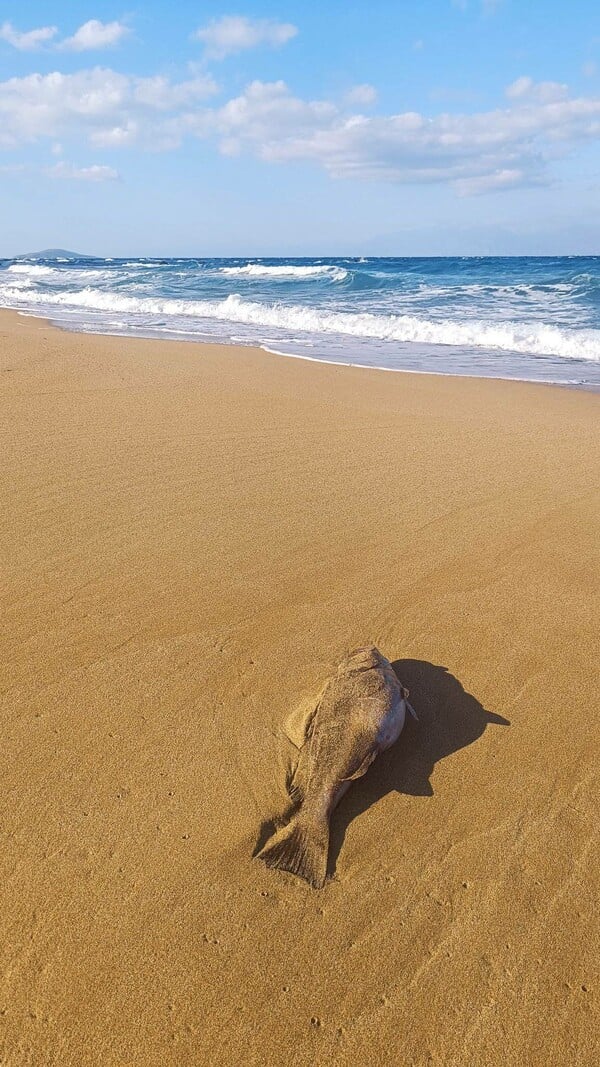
253, 817, 278, 858
327, 659, 510, 879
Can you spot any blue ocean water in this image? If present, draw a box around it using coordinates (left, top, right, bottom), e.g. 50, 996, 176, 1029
2, 254, 600, 387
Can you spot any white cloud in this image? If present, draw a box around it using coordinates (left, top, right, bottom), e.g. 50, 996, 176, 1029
452, 0, 503, 10
505, 75, 534, 99
0, 18, 130, 53
0, 21, 57, 50
0, 67, 218, 150
207, 78, 600, 193
46, 161, 119, 182
193, 15, 297, 59
345, 84, 378, 106
60, 19, 130, 52
455, 168, 537, 196
1, 66, 599, 196
212, 80, 336, 154
506, 76, 568, 103
583, 61, 598, 79
132, 73, 218, 109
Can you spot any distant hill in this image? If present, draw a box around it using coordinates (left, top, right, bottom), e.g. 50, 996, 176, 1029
15, 248, 93, 261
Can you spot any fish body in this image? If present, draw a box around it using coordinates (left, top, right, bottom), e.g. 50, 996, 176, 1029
258, 645, 415, 888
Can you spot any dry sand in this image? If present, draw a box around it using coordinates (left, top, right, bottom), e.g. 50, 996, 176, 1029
1, 308, 598, 1065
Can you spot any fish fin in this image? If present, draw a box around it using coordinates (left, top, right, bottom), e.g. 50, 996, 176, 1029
286, 763, 304, 807
406, 700, 418, 721
343, 750, 376, 782
257, 808, 329, 889
282, 695, 319, 749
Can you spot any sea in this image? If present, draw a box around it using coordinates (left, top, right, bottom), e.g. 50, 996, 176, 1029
2, 254, 600, 387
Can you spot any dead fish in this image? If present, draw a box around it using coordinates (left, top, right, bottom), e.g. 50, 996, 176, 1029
257, 645, 417, 888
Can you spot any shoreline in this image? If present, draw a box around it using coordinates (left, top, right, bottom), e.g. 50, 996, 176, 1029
259, 342, 600, 392
5, 302, 600, 393
2, 307, 599, 1065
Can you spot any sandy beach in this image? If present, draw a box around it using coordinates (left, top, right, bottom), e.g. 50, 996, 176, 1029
1, 307, 598, 1065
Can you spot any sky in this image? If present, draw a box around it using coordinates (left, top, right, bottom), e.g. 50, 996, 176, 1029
1, 0, 599, 256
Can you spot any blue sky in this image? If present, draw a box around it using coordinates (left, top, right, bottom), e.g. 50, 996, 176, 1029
1, 0, 599, 255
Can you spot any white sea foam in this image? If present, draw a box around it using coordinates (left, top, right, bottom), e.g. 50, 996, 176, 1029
4, 264, 119, 287
217, 263, 348, 281
2, 275, 32, 289
2, 285, 599, 362
7, 264, 55, 276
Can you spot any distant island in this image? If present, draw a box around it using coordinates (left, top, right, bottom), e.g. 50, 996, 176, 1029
14, 248, 93, 261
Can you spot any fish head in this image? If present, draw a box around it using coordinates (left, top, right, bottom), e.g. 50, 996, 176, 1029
343, 645, 386, 673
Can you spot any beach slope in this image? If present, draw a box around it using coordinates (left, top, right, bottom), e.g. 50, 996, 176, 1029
1, 309, 598, 1065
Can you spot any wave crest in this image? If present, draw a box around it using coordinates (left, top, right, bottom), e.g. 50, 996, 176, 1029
8, 264, 55, 276
2, 285, 599, 362
217, 264, 348, 281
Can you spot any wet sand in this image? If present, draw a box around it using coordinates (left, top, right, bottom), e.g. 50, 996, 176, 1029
1, 308, 598, 1065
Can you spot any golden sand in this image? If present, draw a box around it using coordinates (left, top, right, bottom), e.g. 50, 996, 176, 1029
1, 308, 598, 1065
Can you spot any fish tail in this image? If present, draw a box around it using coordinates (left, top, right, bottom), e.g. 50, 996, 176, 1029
257, 807, 329, 889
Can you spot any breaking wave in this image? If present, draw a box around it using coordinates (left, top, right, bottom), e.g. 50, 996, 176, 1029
217, 263, 348, 281
7, 264, 55, 276
2, 254, 600, 383
2, 284, 599, 362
